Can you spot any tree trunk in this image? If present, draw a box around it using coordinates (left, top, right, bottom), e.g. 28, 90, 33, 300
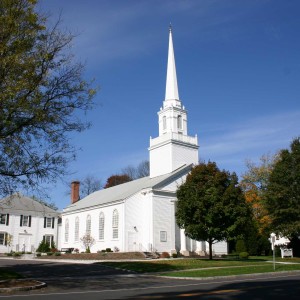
209, 238, 213, 260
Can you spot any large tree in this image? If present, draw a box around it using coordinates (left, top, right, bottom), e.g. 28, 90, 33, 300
240, 153, 279, 235
176, 162, 252, 259
0, 0, 96, 196
265, 137, 300, 237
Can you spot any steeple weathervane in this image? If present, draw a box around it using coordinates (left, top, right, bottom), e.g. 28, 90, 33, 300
165, 26, 180, 103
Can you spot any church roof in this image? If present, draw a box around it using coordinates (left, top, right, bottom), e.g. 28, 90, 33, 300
0, 193, 59, 215
63, 164, 192, 213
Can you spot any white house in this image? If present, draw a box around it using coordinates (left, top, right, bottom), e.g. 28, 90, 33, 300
0, 193, 61, 253
61, 28, 228, 256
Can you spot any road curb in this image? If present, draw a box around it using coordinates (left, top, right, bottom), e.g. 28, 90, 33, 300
0, 279, 47, 293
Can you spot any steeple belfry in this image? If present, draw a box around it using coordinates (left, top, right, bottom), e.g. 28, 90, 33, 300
165, 27, 180, 104
149, 27, 199, 178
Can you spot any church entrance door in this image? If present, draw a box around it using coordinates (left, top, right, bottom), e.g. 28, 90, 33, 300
128, 232, 137, 252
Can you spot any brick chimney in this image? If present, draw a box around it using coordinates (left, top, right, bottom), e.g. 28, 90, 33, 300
71, 181, 80, 204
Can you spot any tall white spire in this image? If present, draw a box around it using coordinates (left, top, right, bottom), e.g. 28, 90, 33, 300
165, 26, 180, 102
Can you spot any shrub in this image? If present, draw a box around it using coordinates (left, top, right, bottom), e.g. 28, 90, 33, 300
106, 248, 112, 252
239, 252, 249, 259
6, 252, 13, 257
36, 253, 41, 257
12, 252, 21, 257
236, 240, 247, 253
160, 252, 170, 258
54, 252, 61, 256
172, 253, 178, 258
47, 252, 53, 256
36, 240, 50, 253
86, 246, 91, 253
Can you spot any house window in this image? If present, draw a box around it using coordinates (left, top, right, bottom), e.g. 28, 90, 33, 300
112, 209, 119, 239
65, 219, 69, 243
99, 212, 105, 240
177, 115, 182, 130
86, 215, 91, 235
44, 217, 54, 228
0, 214, 9, 225
0, 232, 6, 245
44, 235, 54, 247
74, 217, 79, 242
160, 231, 167, 242
163, 116, 167, 130
20, 215, 31, 227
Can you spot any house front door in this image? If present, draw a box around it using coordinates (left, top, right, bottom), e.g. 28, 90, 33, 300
18, 234, 32, 252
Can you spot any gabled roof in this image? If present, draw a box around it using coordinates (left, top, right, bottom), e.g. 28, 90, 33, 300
0, 193, 59, 216
63, 164, 192, 213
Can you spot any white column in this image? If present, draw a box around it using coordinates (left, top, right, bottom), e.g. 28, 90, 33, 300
196, 241, 206, 256
180, 229, 189, 256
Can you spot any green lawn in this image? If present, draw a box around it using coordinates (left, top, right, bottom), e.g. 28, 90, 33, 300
0, 268, 23, 280
161, 263, 300, 277
99, 257, 300, 276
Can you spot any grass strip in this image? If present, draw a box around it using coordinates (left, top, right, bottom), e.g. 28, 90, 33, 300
160, 264, 300, 278
99, 259, 268, 273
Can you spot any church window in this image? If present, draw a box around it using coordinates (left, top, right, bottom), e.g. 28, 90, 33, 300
160, 231, 167, 242
163, 116, 167, 130
74, 217, 79, 242
177, 115, 182, 130
65, 219, 69, 243
86, 215, 91, 235
112, 209, 119, 239
99, 212, 105, 240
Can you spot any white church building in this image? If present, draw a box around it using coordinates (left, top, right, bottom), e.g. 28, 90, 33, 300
61, 29, 227, 256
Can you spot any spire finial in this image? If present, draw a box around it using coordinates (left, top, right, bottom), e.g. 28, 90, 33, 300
169, 22, 172, 32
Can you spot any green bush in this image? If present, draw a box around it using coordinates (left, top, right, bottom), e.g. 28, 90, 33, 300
171, 253, 178, 258
239, 252, 249, 259
12, 252, 21, 257
85, 246, 91, 253
36, 253, 41, 257
236, 240, 247, 253
105, 248, 112, 252
6, 252, 13, 257
37, 240, 50, 253
54, 252, 61, 256
47, 252, 53, 256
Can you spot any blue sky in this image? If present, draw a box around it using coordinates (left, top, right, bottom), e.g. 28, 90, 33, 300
38, 0, 300, 210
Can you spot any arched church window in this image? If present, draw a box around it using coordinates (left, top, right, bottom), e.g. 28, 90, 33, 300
86, 215, 91, 235
99, 212, 105, 240
177, 115, 182, 130
112, 209, 119, 239
74, 217, 79, 242
163, 116, 167, 130
65, 219, 69, 243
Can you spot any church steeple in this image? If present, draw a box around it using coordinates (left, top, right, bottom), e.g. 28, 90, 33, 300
149, 27, 199, 178
165, 26, 180, 104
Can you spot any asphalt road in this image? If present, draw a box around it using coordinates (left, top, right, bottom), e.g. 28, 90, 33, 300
1, 258, 300, 299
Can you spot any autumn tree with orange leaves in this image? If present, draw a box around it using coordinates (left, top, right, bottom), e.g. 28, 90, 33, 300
240, 153, 279, 235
